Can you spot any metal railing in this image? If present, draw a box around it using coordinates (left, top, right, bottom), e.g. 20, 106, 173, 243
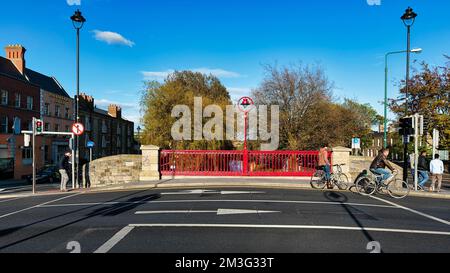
160, 150, 331, 177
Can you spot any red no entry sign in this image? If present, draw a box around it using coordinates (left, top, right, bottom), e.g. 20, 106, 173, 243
72, 123, 85, 136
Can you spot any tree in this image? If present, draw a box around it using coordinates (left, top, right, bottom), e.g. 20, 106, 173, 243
251, 63, 333, 149
389, 57, 450, 149
140, 71, 234, 149
341, 98, 382, 149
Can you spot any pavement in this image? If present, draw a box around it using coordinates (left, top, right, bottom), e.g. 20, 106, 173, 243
0, 186, 449, 253
1, 177, 450, 200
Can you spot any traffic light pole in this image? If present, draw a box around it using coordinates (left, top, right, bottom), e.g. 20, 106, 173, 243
32, 117, 36, 194
22, 128, 76, 194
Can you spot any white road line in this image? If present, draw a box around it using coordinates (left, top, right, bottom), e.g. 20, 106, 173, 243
37, 199, 397, 209
0, 193, 83, 220
136, 210, 216, 214
94, 226, 135, 253
129, 223, 450, 236
0, 197, 26, 203
370, 195, 450, 226
135, 209, 280, 215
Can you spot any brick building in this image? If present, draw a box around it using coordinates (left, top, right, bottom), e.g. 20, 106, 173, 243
26, 68, 74, 165
78, 93, 135, 161
0, 45, 43, 179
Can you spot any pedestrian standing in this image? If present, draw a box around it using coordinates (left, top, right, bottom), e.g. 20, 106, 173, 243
417, 151, 429, 191
429, 154, 444, 193
58, 152, 72, 192
318, 144, 332, 189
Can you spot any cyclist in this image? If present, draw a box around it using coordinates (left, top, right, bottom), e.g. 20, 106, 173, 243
318, 143, 332, 189
370, 148, 396, 185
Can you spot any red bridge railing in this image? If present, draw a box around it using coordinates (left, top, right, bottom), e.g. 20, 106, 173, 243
160, 150, 332, 177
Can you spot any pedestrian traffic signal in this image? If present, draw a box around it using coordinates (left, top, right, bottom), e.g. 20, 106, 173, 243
399, 117, 414, 136
35, 119, 43, 135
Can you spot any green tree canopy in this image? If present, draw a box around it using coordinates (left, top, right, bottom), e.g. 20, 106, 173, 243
140, 71, 233, 150
389, 57, 450, 149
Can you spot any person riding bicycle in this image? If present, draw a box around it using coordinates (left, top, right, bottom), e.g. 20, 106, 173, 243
370, 148, 396, 185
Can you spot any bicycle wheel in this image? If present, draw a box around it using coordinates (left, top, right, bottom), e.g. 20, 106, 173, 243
355, 177, 377, 196
334, 173, 349, 190
310, 170, 326, 189
387, 179, 410, 199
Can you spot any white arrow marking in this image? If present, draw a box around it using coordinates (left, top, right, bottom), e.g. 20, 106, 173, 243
160, 190, 264, 195
135, 209, 280, 216
217, 209, 279, 215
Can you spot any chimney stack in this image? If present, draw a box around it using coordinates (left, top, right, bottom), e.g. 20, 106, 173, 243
108, 104, 122, 119
5, 44, 26, 75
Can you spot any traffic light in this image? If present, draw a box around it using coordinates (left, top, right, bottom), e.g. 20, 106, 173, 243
35, 119, 43, 135
399, 117, 414, 136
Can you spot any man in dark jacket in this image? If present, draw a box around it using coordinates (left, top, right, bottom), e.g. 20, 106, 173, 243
417, 151, 429, 190
370, 148, 396, 184
58, 152, 72, 192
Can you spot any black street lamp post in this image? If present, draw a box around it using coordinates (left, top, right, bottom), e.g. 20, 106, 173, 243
401, 7, 417, 182
71, 9, 86, 188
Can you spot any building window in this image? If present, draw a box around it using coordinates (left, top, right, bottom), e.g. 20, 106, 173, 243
65, 107, 70, 119
85, 116, 91, 131
102, 120, 108, 133
55, 105, 61, 117
65, 125, 70, 132
44, 123, 50, 131
44, 104, 50, 116
1, 90, 8, 105
15, 93, 21, 108
0, 116, 8, 133
55, 124, 60, 132
22, 147, 32, 159
27, 121, 32, 131
26, 97, 33, 110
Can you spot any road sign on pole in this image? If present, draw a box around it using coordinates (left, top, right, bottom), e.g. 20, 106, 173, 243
72, 123, 84, 136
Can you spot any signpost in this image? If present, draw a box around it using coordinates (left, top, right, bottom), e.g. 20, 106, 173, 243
238, 97, 255, 176
87, 140, 95, 162
72, 123, 84, 136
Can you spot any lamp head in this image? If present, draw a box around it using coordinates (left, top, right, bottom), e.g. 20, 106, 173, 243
401, 7, 417, 27
71, 9, 86, 30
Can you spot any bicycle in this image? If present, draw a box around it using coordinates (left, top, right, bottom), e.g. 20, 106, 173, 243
310, 164, 349, 190
354, 170, 410, 199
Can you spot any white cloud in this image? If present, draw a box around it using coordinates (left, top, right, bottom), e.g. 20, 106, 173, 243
141, 68, 241, 80
95, 99, 137, 110
92, 30, 135, 47
67, 0, 81, 5
141, 70, 175, 80
192, 68, 241, 78
227, 87, 252, 96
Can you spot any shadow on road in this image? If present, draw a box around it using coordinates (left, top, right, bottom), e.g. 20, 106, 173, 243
0, 190, 161, 251
323, 191, 383, 253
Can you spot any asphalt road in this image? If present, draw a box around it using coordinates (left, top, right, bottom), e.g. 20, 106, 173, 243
0, 187, 449, 253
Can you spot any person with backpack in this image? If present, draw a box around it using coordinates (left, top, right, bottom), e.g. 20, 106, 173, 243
58, 151, 72, 192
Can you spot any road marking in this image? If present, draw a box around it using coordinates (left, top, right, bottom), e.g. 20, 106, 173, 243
135, 209, 280, 215
38, 199, 397, 209
0, 193, 83, 220
370, 195, 450, 226
160, 190, 265, 195
94, 226, 135, 253
129, 223, 450, 236
0, 197, 26, 203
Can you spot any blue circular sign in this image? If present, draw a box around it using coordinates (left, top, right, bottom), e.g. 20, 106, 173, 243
86, 140, 95, 148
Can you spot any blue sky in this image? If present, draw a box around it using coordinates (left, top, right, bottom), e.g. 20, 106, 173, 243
1, 0, 449, 128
